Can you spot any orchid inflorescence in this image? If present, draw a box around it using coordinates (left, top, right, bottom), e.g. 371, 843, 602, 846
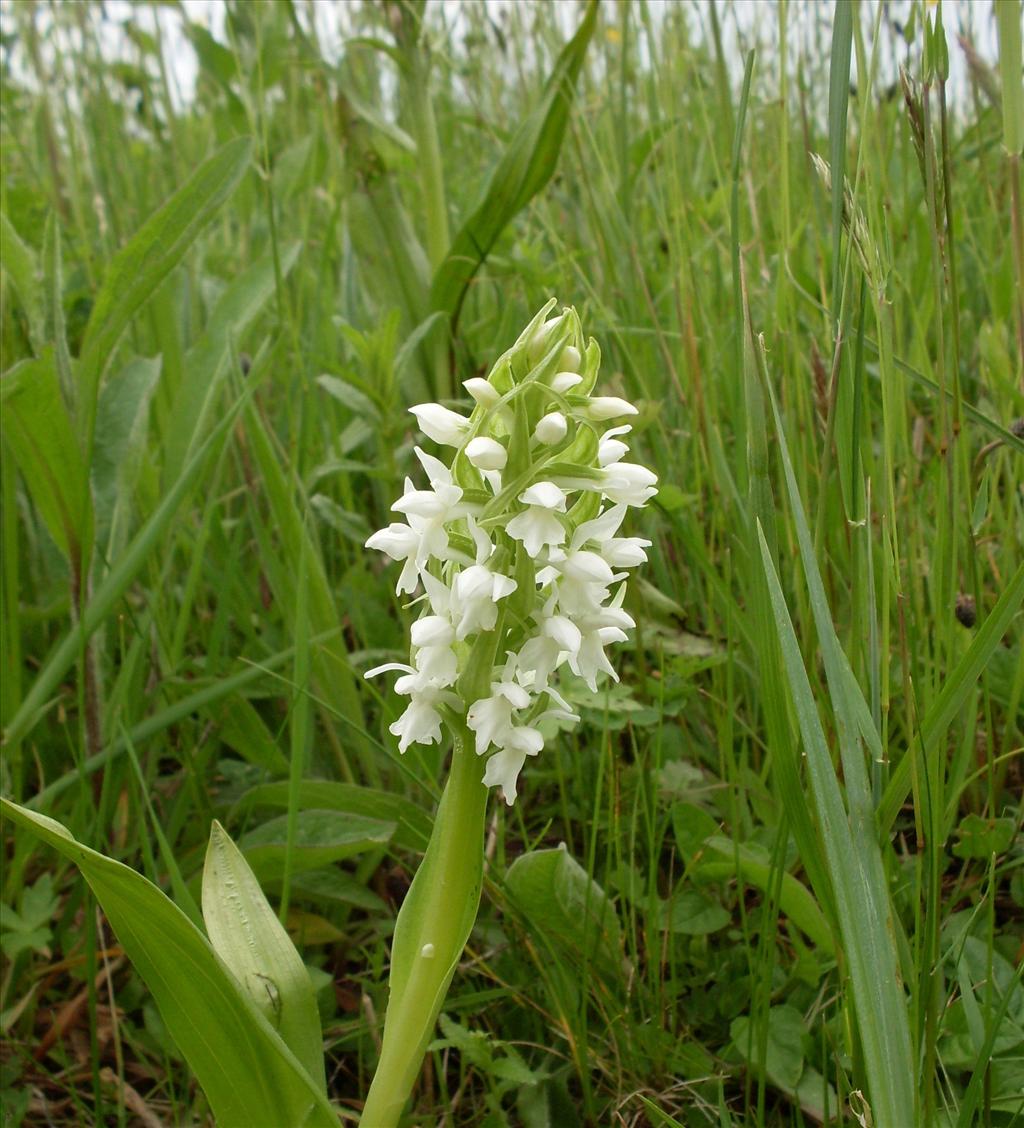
364, 300, 657, 804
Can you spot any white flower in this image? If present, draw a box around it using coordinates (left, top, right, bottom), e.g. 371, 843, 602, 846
599, 462, 659, 507
447, 518, 516, 639
365, 522, 422, 595
534, 412, 567, 445
598, 425, 632, 467
467, 679, 532, 756
362, 300, 657, 804
390, 693, 445, 753
465, 436, 507, 470
410, 403, 470, 446
506, 481, 567, 558
481, 725, 544, 805
571, 505, 650, 567
364, 663, 451, 753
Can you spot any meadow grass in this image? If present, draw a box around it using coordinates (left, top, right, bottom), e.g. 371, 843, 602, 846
1, 1, 1022, 1125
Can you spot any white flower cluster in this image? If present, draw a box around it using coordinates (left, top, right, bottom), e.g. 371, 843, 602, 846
365, 301, 657, 805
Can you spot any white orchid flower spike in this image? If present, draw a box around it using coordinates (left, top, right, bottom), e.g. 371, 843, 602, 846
365, 299, 657, 805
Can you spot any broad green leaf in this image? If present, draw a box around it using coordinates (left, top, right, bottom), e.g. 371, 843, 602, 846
1, 351, 93, 569
240, 810, 395, 882
162, 241, 300, 484
3, 380, 254, 748
92, 355, 162, 545
952, 814, 1016, 859
78, 136, 253, 441
699, 837, 834, 955
203, 821, 326, 1094
1, 798, 337, 1128
659, 889, 729, 936
233, 780, 431, 851
731, 1004, 805, 1090
216, 697, 290, 776
761, 368, 914, 1126
504, 844, 621, 973
1, 211, 44, 350
428, 0, 597, 328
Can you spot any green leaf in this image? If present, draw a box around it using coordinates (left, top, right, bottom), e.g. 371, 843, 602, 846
1, 211, 44, 350
216, 697, 291, 776
731, 1004, 805, 1091
163, 241, 300, 485
759, 370, 914, 1126
1, 798, 337, 1128
3, 379, 254, 748
504, 845, 621, 973
92, 355, 162, 543
758, 522, 915, 1127
952, 814, 1016, 859
240, 810, 395, 882
659, 889, 730, 936
428, 0, 597, 328
203, 821, 326, 1095
1, 351, 93, 569
699, 837, 834, 955
233, 780, 431, 851
78, 136, 253, 442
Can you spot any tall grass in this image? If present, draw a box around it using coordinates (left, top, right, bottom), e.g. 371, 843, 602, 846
1, 1, 1021, 1125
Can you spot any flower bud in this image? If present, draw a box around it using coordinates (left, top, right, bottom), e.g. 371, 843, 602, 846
534, 412, 568, 445
559, 345, 581, 372
465, 436, 507, 470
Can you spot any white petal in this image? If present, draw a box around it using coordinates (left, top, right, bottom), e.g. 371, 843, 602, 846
410, 403, 470, 445
366, 522, 418, 558
571, 504, 627, 551
562, 550, 615, 585
411, 615, 455, 648
506, 509, 566, 558
544, 614, 581, 654
413, 446, 452, 486
463, 378, 501, 408
482, 746, 527, 805
585, 396, 639, 421
491, 573, 517, 600
551, 371, 584, 394
364, 662, 415, 680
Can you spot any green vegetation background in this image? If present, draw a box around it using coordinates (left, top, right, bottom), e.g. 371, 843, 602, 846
1, 0, 1021, 1125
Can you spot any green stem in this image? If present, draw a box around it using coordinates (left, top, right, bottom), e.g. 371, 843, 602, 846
361, 729, 488, 1127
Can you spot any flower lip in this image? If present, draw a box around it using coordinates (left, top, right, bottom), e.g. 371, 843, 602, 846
518, 481, 567, 510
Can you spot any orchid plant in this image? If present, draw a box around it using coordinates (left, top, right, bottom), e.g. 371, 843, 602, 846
360, 299, 657, 1124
